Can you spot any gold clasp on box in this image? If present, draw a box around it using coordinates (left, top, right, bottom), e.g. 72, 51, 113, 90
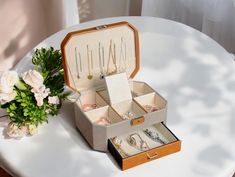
131, 116, 145, 126
96, 25, 107, 30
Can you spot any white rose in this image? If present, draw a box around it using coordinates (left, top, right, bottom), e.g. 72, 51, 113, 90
0, 71, 19, 93
7, 122, 28, 139
34, 95, 44, 106
48, 96, 60, 105
0, 90, 17, 105
31, 85, 50, 106
28, 124, 38, 135
22, 69, 44, 88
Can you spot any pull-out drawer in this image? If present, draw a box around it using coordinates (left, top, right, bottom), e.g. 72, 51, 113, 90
108, 122, 181, 170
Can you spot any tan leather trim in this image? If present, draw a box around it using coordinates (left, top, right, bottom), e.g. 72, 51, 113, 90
122, 140, 181, 170
131, 116, 145, 126
61, 21, 140, 91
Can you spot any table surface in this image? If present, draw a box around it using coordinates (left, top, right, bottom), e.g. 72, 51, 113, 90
0, 16, 235, 177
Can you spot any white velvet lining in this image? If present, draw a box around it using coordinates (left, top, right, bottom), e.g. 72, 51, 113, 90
110, 123, 178, 158
83, 81, 167, 124
97, 81, 160, 104
134, 92, 167, 111
111, 100, 146, 119
85, 106, 122, 124
105, 73, 132, 104
129, 81, 155, 97
63, 25, 137, 92
97, 90, 110, 103
76, 89, 108, 110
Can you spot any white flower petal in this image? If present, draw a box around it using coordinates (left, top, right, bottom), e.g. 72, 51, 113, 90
22, 69, 44, 88
48, 96, 60, 105
0, 71, 19, 93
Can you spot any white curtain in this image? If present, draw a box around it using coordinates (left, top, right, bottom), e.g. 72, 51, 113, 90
141, 0, 235, 53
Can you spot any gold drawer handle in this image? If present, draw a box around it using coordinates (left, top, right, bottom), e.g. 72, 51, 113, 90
147, 153, 158, 159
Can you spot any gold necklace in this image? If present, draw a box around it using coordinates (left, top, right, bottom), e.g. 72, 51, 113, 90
87, 45, 93, 80
99, 42, 105, 79
64, 58, 82, 106
79, 52, 82, 72
119, 37, 127, 72
107, 40, 117, 75
75, 47, 80, 79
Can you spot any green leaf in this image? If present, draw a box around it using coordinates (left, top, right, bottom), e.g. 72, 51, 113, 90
15, 81, 27, 90
9, 113, 14, 117
21, 92, 26, 98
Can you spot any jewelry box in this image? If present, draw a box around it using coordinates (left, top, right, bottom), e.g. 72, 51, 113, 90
61, 21, 181, 170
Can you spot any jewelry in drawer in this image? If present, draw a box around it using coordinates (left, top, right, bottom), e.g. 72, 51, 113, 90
108, 122, 181, 170
61, 21, 182, 170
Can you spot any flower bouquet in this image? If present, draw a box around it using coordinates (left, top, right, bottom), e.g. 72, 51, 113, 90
0, 47, 70, 138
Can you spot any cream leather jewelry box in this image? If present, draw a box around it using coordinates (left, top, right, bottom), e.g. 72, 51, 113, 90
61, 21, 181, 170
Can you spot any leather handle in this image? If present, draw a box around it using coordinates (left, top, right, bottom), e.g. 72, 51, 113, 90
147, 153, 158, 159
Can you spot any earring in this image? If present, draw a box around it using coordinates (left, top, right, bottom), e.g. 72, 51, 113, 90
143, 105, 158, 112
122, 111, 135, 120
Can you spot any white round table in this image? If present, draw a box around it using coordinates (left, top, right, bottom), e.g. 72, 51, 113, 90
0, 17, 235, 177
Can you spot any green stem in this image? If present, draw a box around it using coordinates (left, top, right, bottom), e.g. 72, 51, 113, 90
0, 115, 9, 119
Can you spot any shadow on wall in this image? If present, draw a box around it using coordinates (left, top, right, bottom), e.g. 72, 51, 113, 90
0, 0, 64, 71
77, 0, 142, 23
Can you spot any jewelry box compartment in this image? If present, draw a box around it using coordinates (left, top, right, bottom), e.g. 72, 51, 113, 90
97, 89, 110, 103
84, 105, 123, 125
130, 81, 155, 97
134, 92, 167, 113
76, 90, 108, 111
111, 100, 146, 120
108, 122, 181, 170
97, 81, 158, 104
74, 89, 168, 152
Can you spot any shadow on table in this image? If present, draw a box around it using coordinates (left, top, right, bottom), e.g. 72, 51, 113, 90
59, 101, 121, 169
139, 21, 235, 176
59, 101, 91, 151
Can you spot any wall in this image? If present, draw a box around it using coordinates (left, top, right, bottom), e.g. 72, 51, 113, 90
0, 0, 140, 71
0, 0, 64, 71
78, 0, 142, 22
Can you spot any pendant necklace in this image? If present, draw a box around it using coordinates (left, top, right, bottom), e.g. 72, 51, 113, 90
99, 42, 105, 79
87, 45, 93, 80
64, 59, 82, 106
75, 47, 80, 79
119, 37, 127, 72
79, 52, 82, 73
107, 40, 117, 75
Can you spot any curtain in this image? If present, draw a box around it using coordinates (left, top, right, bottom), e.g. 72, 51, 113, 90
141, 0, 235, 54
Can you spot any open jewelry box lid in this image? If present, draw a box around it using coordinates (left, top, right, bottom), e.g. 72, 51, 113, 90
61, 21, 140, 92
